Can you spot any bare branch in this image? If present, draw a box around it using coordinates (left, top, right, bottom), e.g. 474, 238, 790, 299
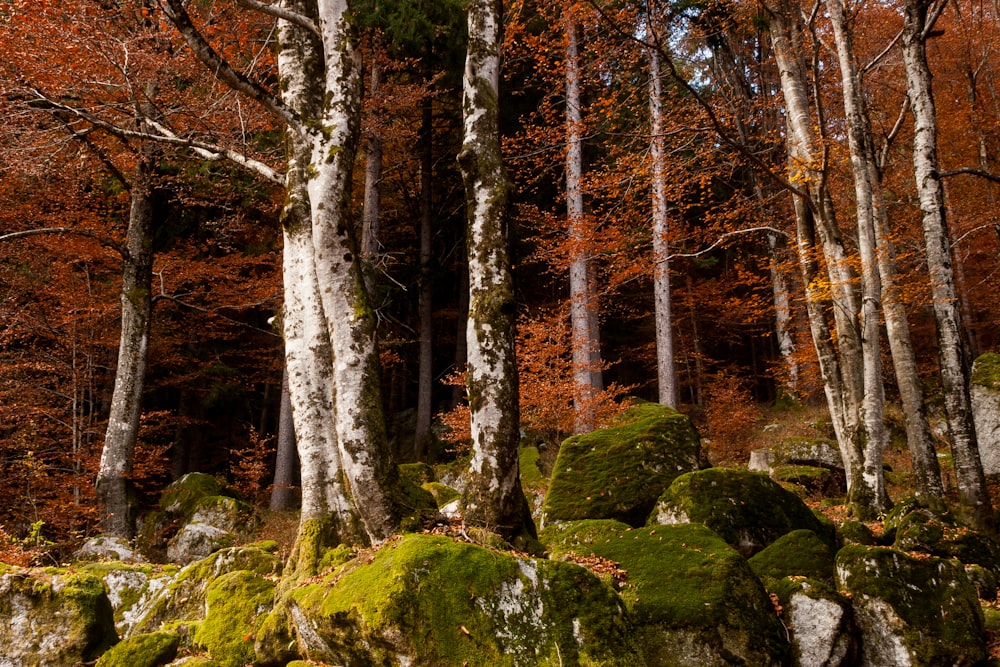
157, 0, 299, 129
939, 166, 1000, 184
236, 0, 321, 40
668, 226, 791, 261
861, 29, 903, 74
878, 96, 910, 174
0, 228, 125, 256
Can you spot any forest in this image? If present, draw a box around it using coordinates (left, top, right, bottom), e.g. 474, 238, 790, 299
1, 0, 999, 565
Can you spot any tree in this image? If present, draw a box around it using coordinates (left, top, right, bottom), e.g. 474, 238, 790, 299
901, 0, 992, 528
458, 0, 535, 542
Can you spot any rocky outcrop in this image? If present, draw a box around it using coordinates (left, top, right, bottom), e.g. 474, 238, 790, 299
542, 520, 789, 666
835, 545, 987, 666
541, 402, 708, 527
0, 568, 117, 666
652, 468, 835, 556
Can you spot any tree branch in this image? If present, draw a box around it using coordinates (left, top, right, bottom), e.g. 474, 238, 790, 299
668, 226, 791, 261
0, 228, 125, 256
236, 0, 321, 40
157, 0, 299, 129
938, 167, 1000, 185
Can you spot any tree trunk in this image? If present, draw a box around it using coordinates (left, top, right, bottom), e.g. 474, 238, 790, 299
269, 366, 299, 511
361, 57, 383, 297
901, 0, 992, 528
565, 7, 602, 432
767, 231, 799, 395
96, 155, 155, 539
648, 44, 677, 408
414, 94, 434, 458
827, 0, 890, 513
458, 0, 535, 542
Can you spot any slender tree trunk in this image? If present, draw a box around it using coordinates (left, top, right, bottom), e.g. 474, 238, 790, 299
648, 44, 677, 408
902, 0, 992, 529
458, 0, 535, 542
828, 0, 890, 512
565, 6, 602, 432
96, 155, 155, 539
767, 231, 799, 395
361, 58, 383, 297
269, 366, 299, 511
414, 94, 435, 458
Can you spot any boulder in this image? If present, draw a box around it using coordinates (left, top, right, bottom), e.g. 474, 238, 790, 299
748, 436, 843, 475
542, 520, 789, 666
127, 544, 282, 637
158, 473, 228, 517
81, 562, 178, 636
75, 535, 147, 564
884, 498, 1000, 571
771, 465, 844, 496
266, 533, 643, 666
971, 352, 1000, 474
748, 529, 835, 584
0, 568, 118, 666
652, 468, 834, 557
94, 631, 179, 667
166, 496, 255, 564
542, 402, 707, 527
193, 570, 275, 667
772, 578, 856, 667
835, 545, 987, 666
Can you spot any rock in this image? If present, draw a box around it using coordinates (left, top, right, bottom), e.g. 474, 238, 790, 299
158, 473, 227, 517
542, 520, 789, 666
128, 544, 282, 637
836, 520, 876, 547
165, 496, 255, 564
193, 570, 275, 667
971, 352, 1000, 474
771, 465, 844, 496
81, 562, 178, 636
268, 533, 642, 666
884, 498, 1000, 571
421, 481, 460, 507
748, 529, 835, 584
520, 445, 548, 519
75, 535, 146, 564
774, 579, 856, 667
0, 568, 118, 666
749, 437, 843, 475
95, 631, 179, 667
166, 522, 234, 564
652, 468, 835, 557
835, 545, 987, 666
542, 402, 707, 527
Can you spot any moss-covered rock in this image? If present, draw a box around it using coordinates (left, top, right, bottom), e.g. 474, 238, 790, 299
81, 562, 177, 635
396, 473, 439, 533
542, 403, 707, 527
771, 465, 843, 497
835, 545, 987, 666
0, 568, 118, 666
520, 446, 549, 519
836, 519, 876, 547
128, 544, 282, 637
281, 533, 642, 666
399, 462, 436, 486
193, 570, 275, 667
166, 496, 257, 564
885, 499, 1000, 571
542, 520, 789, 666
422, 481, 460, 507
159, 473, 227, 518
75, 535, 146, 563
95, 631, 179, 667
972, 353, 1000, 475
652, 468, 834, 557
748, 529, 835, 584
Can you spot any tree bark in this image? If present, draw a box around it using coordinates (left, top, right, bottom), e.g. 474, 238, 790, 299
269, 366, 299, 511
458, 0, 535, 542
565, 6, 603, 432
901, 0, 992, 528
361, 57, 383, 297
648, 44, 677, 408
96, 155, 155, 539
414, 93, 435, 458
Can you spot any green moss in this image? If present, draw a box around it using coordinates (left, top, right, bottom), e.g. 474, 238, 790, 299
771, 465, 840, 496
95, 632, 179, 667
748, 529, 834, 583
653, 467, 835, 556
972, 353, 1000, 390
836, 519, 876, 547
288, 533, 641, 665
542, 521, 788, 665
422, 482, 460, 507
399, 462, 436, 485
193, 570, 275, 667
886, 499, 1000, 569
519, 446, 546, 489
396, 474, 438, 533
543, 403, 706, 527
158, 473, 226, 518
836, 545, 987, 664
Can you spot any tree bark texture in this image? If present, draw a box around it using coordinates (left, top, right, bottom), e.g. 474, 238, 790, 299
269, 366, 299, 511
96, 156, 155, 539
459, 0, 535, 541
648, 44, 677, 408
565, 7, 603, 433
902, 0, 992, 528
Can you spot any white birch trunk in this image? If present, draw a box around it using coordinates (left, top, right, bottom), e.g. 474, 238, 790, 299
459, 0, 534, 540
565, 8, 602, 432
648, 44, 677, 408
97, 157, 155, 539
902, 0, 992, 528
